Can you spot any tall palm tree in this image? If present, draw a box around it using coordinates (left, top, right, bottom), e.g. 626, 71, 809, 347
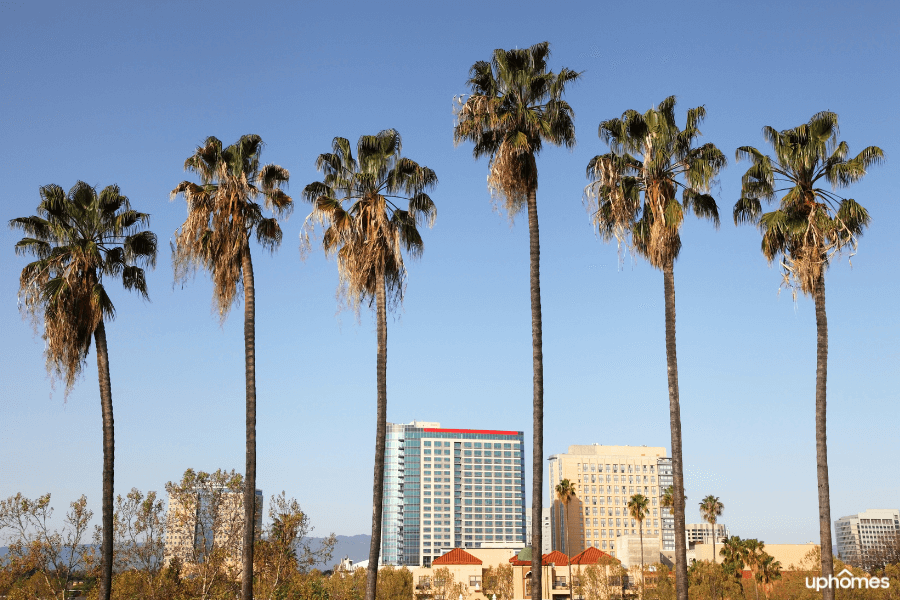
555, 479, 575, 595
302, 130, 436, 600
585, 96, 726, 600
454, 42, 579, 600
734, 112, 882, 600
743, 539, 765, 600
11, 181, 157, 600
699, 495, 724, 557
171, 135, 292, 600
626, 494, 651, 598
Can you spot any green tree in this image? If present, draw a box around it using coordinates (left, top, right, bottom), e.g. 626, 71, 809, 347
698, 496, 724, 559
171, 134, 292, 600
586, 97, 725, 600
10, 182, 157, 600
0, 493, 95, 600
718, 536, 748, 583
302, 130, 437, 600
483, 564, 515, 600
733, 112, 883, 600
555, 479, 576, 595
454, 42, 580, 599
627, 494, 651, 597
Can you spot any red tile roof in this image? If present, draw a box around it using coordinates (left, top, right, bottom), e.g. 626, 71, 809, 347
432, 548, 483, 565
542, 550, 570, 566
570, 546, 620, 565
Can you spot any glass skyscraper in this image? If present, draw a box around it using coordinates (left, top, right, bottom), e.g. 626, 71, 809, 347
379, 421, 526, 567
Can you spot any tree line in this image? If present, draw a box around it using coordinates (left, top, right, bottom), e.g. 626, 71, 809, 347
9, 41, 884, 600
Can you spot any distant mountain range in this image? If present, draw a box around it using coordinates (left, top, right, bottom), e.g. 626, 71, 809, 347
1, 535, 372, 570
314, 534, 371, 567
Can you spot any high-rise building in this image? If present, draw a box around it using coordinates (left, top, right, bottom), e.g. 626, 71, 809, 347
380, 421, 526, 567
548, 444, 672, 559
524, 506, 553, 554
657, 458, 675, 552
834, 509, 900, 566
165, 484, 263, 571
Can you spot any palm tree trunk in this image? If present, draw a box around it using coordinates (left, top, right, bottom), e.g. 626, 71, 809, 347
526, 187, 544, 600
639, 523, 644, 600
364, 272, 388, 600
662, 262, 688, 600
565, 502, 572, 599
241, 241, 257, 600
813, 275, 834, 600
94, 320, 114, 600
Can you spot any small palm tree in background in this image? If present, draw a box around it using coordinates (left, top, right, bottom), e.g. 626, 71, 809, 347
555, 479, 576, 594
699, 495, 724, 557
734, 112, 883, 600
586, 97, 726, 600
719, 535, 748, 582
742, 539, 765, 600
627, 494, 651, 598
454, 42, 579, 600
11, 181, 157, 600
757, 553, 781, 600
171, 135, 292, 600
302, 130, 436, 600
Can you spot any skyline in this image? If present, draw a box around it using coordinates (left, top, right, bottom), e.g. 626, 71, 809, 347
2, 0, 898, 550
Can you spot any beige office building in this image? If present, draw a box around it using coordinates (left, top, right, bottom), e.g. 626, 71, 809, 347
834, 508, 900, 566
548, 444, 671, 560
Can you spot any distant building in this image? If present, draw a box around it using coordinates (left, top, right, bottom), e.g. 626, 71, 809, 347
548, 444, 673, 559
164, 484, 262, 572
834, 509, 900, 566
525, 506, 553, 554
685, 523, 729, 546
380, 421, 526, 567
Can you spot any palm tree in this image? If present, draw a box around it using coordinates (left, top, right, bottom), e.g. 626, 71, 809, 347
555, 479, 575, 595
743, 539, 765, 600
454, 42, 579, 600
626, 494, 651, 598
171, 135, 292, 600
719, 536, 748, 583
11, 181, 157, 600
302, 130, 436, 600
585, 97, 726, 600
734, 112, 882, 600
757, 553, 781, 600
699, 495, 724, 557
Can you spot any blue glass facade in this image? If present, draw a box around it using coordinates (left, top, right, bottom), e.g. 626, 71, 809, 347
380, 422, 526, 567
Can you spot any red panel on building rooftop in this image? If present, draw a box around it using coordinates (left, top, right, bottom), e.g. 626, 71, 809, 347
423, 428, 521, 435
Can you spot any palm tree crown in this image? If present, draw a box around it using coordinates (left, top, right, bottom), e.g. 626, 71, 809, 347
11, 181, 157, 390
454, 41, 580, 216
733, 111, 882, 295
302, 130, 437, 311
171, 134, 293, 316
585, 95, 727, 266
699, 496, 724, 539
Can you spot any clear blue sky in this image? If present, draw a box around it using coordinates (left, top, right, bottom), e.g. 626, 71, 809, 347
1, 0, 897, 545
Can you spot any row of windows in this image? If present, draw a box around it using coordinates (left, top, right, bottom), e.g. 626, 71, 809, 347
583, 474, 657, 484
585, 528, 660, 539
578, 463, 655, 474
585, 516, 661, 526
423, 441, 519, 449
581, 496, 659, 508
584, 505, 667, 517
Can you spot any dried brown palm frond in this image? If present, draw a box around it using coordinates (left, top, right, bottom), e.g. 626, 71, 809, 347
10, 181, 157, 392
171, 135, 291, 320
302, 130, 436, 315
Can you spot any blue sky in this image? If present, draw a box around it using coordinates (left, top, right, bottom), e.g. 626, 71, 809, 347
1, 0, 898, 546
